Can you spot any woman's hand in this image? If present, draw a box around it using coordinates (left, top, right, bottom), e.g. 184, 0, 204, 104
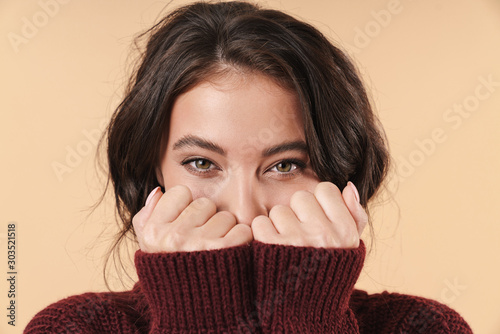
133, 182, 365, 252
132, 185, 253, 253
252, 182, 367, 248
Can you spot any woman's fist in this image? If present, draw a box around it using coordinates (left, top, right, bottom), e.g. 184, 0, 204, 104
133, 182, 366, 252
132, 185, 253, 253
252, 182, 367, 248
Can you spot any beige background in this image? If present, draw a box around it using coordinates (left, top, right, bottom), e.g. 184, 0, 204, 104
1, 0, 499, 333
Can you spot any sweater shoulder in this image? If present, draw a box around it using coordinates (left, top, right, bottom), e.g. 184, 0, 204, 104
24, 285, 149, 333
350, 289, 472, 333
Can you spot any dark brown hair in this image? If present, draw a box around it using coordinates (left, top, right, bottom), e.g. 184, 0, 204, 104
100, 0, 389, 286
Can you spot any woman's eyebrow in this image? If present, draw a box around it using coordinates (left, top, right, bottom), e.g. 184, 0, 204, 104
172, 136, 307, 157
172, 135, 226, 156
262, 141, 308, 157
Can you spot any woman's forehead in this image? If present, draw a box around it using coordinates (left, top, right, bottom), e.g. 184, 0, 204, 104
167, 72, 305, 151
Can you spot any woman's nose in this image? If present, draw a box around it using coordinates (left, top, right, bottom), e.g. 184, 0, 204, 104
215, 177, 268, 226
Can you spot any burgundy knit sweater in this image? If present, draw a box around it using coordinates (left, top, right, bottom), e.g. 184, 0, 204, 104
25, 241, 472, 333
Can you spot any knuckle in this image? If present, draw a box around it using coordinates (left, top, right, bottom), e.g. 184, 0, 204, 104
170, 184, 189, 194
166, 231, 183, 249
163, 227, 191, 252
338, 225, 358, 247
314, 233, 337, 248
228, 226, 253, 244
315, 181, 340, 198
141, 225, 158, 249
252, 214, 270, 226
290, 190, 313, 206
214, 211, 236, 224
180, 198, 214, 220
191, 197, 216, 211
270, 204, 288, 214
269, 205, 291, 221
169, 184, 193, 201
233, 223, 252, 235
334, 221, 348, 236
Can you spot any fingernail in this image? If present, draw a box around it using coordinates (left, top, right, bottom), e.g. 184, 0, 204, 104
348, 181, 360, 203
145, 186, 160, 206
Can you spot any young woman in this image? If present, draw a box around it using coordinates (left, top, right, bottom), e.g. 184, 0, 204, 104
25, 1, 472, 333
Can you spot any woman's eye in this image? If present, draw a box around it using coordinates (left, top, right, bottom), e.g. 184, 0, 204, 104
275, 161, 294, 173
270, 160, 304, 174
181, 158, 218, 175
191, 159, 212, 170
181, 158, 220, 176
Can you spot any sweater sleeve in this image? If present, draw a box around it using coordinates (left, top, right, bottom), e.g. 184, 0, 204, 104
24, 289, 146, 334
252, 240, 365, 333
350, 290, 473, 333
134, 243, 259, 333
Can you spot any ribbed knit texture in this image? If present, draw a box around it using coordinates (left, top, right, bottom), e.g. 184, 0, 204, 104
349, 290, 474, 333
25, 241, 473, 333
252, 241, 365, 333
136, 243, 255, 333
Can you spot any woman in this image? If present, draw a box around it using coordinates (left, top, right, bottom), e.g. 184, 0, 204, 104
25, 1, 472, 333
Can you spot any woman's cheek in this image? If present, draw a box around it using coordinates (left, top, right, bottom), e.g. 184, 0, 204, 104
266, 179, 320, 207
185, 179, 226, 201
302, 179, 321, 193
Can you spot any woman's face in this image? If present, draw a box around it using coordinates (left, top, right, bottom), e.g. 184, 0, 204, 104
158, 71, 320, 225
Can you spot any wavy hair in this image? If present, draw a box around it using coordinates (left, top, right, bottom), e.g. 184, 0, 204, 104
98, 1, 390, 287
